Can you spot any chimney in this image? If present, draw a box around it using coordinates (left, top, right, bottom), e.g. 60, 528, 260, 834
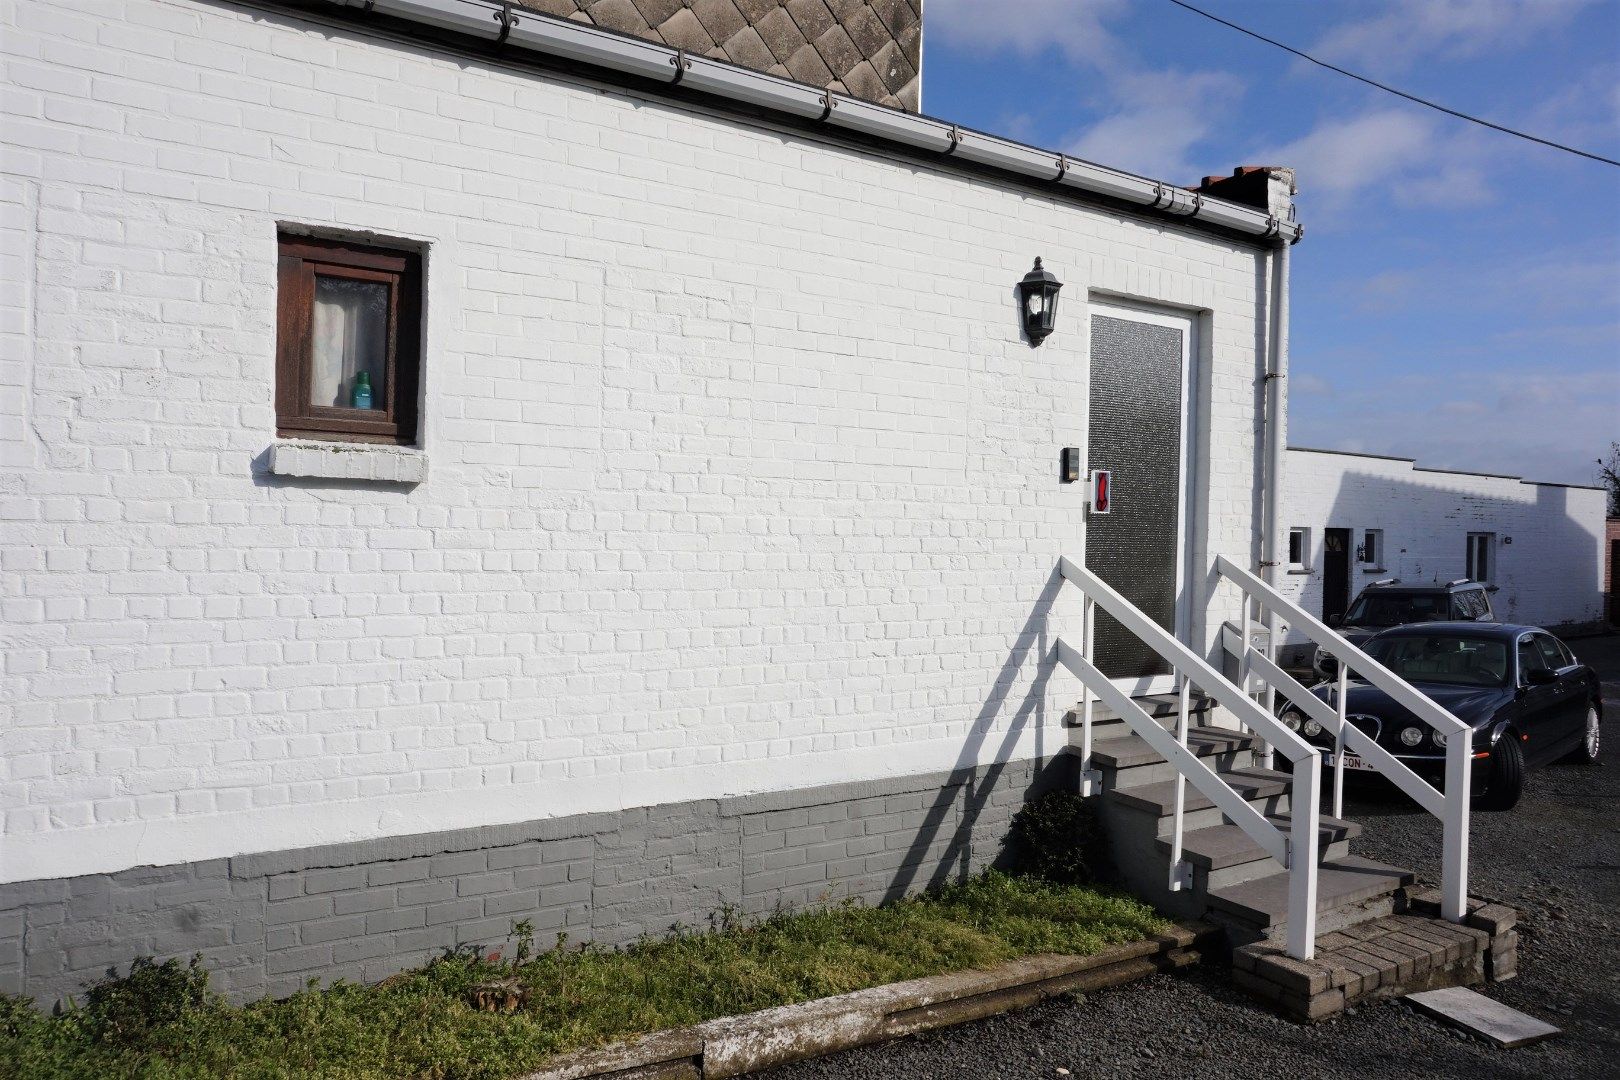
1196, 166, 1297, 220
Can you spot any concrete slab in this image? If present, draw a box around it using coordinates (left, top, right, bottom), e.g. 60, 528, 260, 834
1407, 987, 1561, 1048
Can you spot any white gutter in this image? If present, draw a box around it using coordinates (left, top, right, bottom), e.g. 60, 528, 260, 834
324, 0, 1302, 245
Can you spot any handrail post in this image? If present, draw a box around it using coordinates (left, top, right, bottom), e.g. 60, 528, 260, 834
1079, 595, 1098, 796
1441, 736, 1470, 922
1285, 751, 1321, 960
1168, 668, 1191, 891
1333, 663, 1348, 820
1241, 594, 1275, 770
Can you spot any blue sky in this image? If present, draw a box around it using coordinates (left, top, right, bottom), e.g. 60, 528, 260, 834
922, 0, 1620, 486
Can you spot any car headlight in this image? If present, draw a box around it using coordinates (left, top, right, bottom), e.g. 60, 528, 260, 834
1303, 719, 1323, 737
1399, 726, 1424, 747
1281, 709, 1303, 732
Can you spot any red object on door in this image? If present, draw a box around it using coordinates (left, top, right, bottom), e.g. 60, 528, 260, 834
1092, 469, 1111, 514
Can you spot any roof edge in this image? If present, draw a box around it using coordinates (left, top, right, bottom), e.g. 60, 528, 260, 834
1288, 445, 1604, 491
273, 0, 1302, 246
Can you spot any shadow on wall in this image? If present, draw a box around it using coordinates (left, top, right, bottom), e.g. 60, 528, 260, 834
864, 568, 1073, 904
1286, 470, 1604, 660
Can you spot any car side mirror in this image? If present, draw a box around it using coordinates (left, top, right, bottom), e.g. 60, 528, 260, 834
1526, 668, 1559, 686
1326, 614, 1343, 628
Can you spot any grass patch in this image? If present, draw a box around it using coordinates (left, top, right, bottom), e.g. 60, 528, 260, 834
2, 872, 1168, 1080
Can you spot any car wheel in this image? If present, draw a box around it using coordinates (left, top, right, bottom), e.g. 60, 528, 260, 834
1569, 705, 1601, 765
1476, 734, 1524, 812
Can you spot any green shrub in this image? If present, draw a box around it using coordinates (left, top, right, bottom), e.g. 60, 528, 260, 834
84, 955, 219, 1049
1007, 791, 1111, 886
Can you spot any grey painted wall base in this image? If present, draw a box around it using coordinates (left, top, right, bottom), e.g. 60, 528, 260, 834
2, 755, 1073, 1006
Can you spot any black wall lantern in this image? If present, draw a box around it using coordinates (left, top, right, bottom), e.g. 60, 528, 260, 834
1017, 257, 1062, 346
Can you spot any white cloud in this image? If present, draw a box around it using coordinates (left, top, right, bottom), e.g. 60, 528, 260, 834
927, 0, 1244, 183
1064, 69, 1245, 182
925, 0, 1130, 68
1312, 0, 1597, 76
1350, 247, 1620, 318
1289, 367, 1620, 486
1292, 373, 1333, 396
1255, 108, 1496, 214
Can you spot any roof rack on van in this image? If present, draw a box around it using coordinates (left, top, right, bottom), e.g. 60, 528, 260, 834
1445, 578, 1472, 587
1369, 577, 1401, 587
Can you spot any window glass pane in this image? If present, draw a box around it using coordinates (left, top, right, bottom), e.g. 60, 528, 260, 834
1535, 635, 1565, 670
1289, 530, 1304, 564
1362, 530, 1380, 565
312, 276, 388, 410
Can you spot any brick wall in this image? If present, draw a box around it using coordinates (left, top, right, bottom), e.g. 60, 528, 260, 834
1279, 448, 1608, 647
1, 0, 1273, 890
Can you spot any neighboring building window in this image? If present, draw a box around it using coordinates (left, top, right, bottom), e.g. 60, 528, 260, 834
1465, 532, 1494, 583
1359, 529, 1383, 566
276, 234, 422, 445
1288, 527, 1309, 569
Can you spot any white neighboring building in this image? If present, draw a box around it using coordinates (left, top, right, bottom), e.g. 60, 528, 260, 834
1279, 447, 1608, 658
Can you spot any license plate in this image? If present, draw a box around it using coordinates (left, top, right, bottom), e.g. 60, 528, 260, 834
1324, 751, 1377, 773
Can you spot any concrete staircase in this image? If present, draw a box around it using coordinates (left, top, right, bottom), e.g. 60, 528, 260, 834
1054, 560, 1508, 1021
1072, 702, 1415, 949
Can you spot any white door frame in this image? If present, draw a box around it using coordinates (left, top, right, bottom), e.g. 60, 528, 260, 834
1087, 297, 1199, 699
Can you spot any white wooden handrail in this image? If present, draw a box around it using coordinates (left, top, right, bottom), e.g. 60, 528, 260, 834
1247, 651, 1445, 818
1059, 558, 1316, 764
1058, 557, 1322, 960
1214, 556, 1470, 739
1213, 554, 1471, 924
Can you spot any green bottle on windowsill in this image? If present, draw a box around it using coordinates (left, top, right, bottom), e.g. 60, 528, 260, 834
352, 371, 372, 410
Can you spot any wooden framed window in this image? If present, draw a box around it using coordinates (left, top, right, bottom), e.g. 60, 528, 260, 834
276, 234, 421, 445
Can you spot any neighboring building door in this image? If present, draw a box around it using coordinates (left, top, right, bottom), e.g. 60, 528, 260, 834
1323, 527, 1352, 623
1085, 300, 1196, 695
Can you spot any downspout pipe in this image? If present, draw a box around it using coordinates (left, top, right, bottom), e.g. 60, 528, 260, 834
1260, 238, 1291, 754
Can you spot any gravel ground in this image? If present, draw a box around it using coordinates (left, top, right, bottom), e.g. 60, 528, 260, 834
753, 633, 1620, 1080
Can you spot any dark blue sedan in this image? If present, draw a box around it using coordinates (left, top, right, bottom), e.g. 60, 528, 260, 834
1281, 623, 1602, 810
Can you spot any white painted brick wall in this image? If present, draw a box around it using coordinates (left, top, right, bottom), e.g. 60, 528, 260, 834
2, 0, 1273, 883
1280, 448, 1608, 645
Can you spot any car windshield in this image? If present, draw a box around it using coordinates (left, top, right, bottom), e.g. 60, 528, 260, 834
1343, 592, 1449, 627
1364, 634, 1509, 687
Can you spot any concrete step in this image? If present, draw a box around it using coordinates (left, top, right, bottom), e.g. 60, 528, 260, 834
1089, 726, 1261, 790
1062, 692, 1215, 729
1155, 813, 1361, 890
1090, 725, 1259, 771
1154, 813, 1362, 872
1206, 855, 1416, 944
1105, 767, 1292, 833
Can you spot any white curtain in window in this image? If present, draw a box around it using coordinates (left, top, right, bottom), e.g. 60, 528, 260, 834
311, 276, 388, 409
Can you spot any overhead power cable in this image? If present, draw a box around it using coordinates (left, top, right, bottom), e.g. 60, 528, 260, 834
1165, 0, 1620, 169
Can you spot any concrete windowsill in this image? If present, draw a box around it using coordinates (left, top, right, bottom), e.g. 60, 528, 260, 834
1286, 568, 1313, 576
267, 440, 427, 484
